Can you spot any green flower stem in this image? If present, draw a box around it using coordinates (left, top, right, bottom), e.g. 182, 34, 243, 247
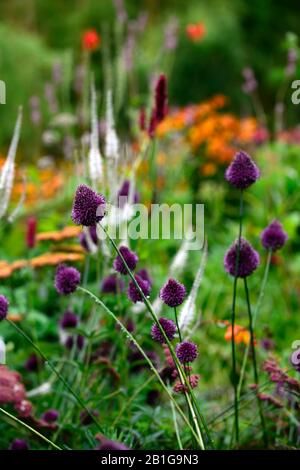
0, 406, 62, 450
78, 286, 202, 447
230, 189, 244, 446
174, 307, 182, 342
170, 396, 183, 450
243, 277, 268, 448
237, 249, 272, 398
6, 318, 102, 434
99, 224, 212, 449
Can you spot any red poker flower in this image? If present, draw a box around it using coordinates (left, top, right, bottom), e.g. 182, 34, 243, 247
82, 29, 101, 51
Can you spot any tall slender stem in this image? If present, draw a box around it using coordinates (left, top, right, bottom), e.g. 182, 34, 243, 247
78, 286, 203, 447
231, 189, 244, 446
244, 277, 268, 447
0, 407, 62, 450
238, 249, 272, 398
99, 224, 211, 449
174, 306, 182, 342
6, 319, 103, 434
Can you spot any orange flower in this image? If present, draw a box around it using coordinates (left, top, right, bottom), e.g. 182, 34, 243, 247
201, 162, 217, 176
36, 226, 81, 242
30, 252, 83, 268
224, 324, 251, 345
186, 22, 206, 42
82, 29, 101, 51
0, 261, 13, 278
0, 251, 84, 279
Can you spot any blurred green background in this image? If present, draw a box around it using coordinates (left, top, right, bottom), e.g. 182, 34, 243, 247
1, 0, 300, 150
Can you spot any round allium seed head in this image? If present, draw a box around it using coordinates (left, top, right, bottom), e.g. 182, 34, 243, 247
60, 310, 78, 329
113, 246, 139, 275
55, 264, 81, 295
9, 439, 29, 450
160, 278, 186, 307
127, 274, 151, 303
101, 275, 125, 294
42, 409, 59, 423
224, 238, 260, 278
225, 151, 260, 189
151, 317, 177, 343
261, 220, 288, 251
176, 341, 198, 364
71, 184, 106, 226
0, 295, 9, 321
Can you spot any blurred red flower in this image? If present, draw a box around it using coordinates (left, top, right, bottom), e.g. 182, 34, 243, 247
82, 29, 101, 51
186, 22, 206, 42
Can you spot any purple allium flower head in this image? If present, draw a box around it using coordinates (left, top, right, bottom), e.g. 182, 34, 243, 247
176, 341, 198, 364
55, 264, 81, 295
151, 317, 177, 343
127, 274, 151, 303
9, 439, 29, 450
72, 184, 106, 226
225, 151, 260, 189
137, 268, 152, 286
96, 436, 129, 450
60, 310, 78, 329
42, 409, 59, 423
0, 295, 9, 321
101, 275, 125, 294
224, 238, 260, 278
25, 353, 42, 372
113, 246, 139, 275
160, 278, 186, 307
261, 220, 288, 251
155, 74, 168, 123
